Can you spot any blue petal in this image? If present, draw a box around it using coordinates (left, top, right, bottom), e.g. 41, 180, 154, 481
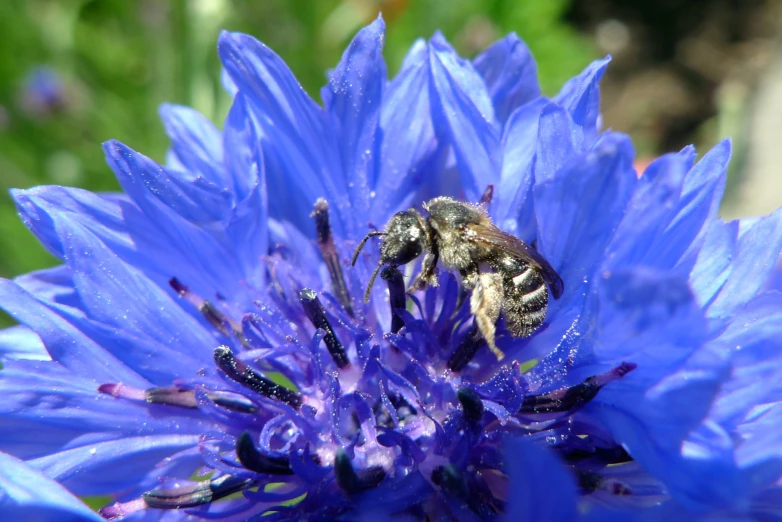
494, 96, 547, 240
473, 33, 541, 125
0, 451, 103, 522
55, 217, 215, 382
502, 437, 577, 521
322, 15, 386, 224
689, 218, 738, 307
532, 102, 585, 186
710, 292, 782, 424
225, 151, 268, 289
0, 360, 205, 460
29, 434, 200, 495
428, 33, 500, 201
104, 140, 232, 227
222, 92, 261, 201
218, 31, 346, 236
735, 403, 782, 494
12, 185, 133, 262
0, 278, 146, 386
553, 57, 610, 142
603, 140, 729, 279
159, 103, 226, 189
374, 39, 439, 219
102, 141, 252, 301
534, 131, 637, 295
0, 325, 48, 361
582, 268, 738, 509
706, 208, 782, 321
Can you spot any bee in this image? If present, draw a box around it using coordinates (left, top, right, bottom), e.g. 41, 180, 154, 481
351, 196, 564, 361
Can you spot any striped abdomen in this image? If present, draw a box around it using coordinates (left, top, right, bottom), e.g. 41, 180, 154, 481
490, 255, 549, 338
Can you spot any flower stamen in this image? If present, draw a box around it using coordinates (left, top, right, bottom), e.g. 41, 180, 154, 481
170, 278, 247, 345
447, 323, 484, 372
236, 431, 294, 475
213, 346, 302, 408
312, 198, 354, 317
519, 362, 637, 414
380, 266, 405, 333
334, 448, 386, 494
299, 288, 350, 368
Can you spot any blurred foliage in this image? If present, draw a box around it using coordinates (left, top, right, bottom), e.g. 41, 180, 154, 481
0, 0, 594, 298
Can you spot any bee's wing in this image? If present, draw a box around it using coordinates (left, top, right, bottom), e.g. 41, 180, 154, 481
466, 223, 564, 299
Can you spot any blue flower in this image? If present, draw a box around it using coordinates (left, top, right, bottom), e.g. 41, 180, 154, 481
2, 14, 782, 521
19, 66, 69, 117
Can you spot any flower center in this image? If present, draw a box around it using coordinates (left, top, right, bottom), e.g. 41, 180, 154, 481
97, 198, 637, 521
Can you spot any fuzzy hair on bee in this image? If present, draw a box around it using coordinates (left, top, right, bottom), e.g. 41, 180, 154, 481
351, 194, 564, 363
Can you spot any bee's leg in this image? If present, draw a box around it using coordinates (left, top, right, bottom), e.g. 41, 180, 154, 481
470, 272, 505, 361
409, 250, 439, 292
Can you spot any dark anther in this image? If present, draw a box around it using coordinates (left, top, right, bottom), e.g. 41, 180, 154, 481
169, 277, 247, 345
170, 279, 228, 333
447, 323, 483, 372
312, 199, 354, 317
145, 386, 198, 408
142, 474, 253, 509
457, 388, 484, 424
201, 301, 230, 334
213, 346, 302, 408
334, 449, 386, 494
576, 470, 632, 496
431, 465, 468, 498
518, 362, 637, 415
480, 184, 494, 206
564, 445, 632, 465
577, 470, 604, 493
236, 431, 293, 475
381, 266, 406, 334
300, 288, 350, 369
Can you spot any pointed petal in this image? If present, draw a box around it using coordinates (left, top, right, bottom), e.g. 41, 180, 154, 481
710, 292, 782, 423
218, 31, 345, 236
429, 34, 500, 200
502, 438, 577, 521
581, 268, 737, 509
473, 33, 540, 125
322, 16, 387, 224
375, 39, 438, 219
222, 93, 261, 201
56, 217, 213, 380
708, 208, 782, 320
690, 218, 738, 308
605, 148, 697, 272
159, 104, 225, 188
0, 278, 146, 386
29, 435, 200, 495
534, 132, 636, 292
102, 141, 249, 301
226, 151, 268, 289
494, 97, 547, 239
553, 57, 610, 142
532, 102, 585, 186
104, 140, 232, 226
0, 451, 104, 522
0, 360, 204, 460
0, 325, 48, 361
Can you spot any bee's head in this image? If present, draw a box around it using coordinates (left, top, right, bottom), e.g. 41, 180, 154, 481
379, 209, 427, 266
351, 209, 429, 303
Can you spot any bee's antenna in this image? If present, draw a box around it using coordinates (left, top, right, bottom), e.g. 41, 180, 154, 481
351, 231, 385, 266
363, 263, 383, 303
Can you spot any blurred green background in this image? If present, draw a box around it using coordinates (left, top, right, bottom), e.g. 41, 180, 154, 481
0, 0, 780, 327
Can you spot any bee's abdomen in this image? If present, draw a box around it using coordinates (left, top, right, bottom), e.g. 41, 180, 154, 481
496, 262, 549, 338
